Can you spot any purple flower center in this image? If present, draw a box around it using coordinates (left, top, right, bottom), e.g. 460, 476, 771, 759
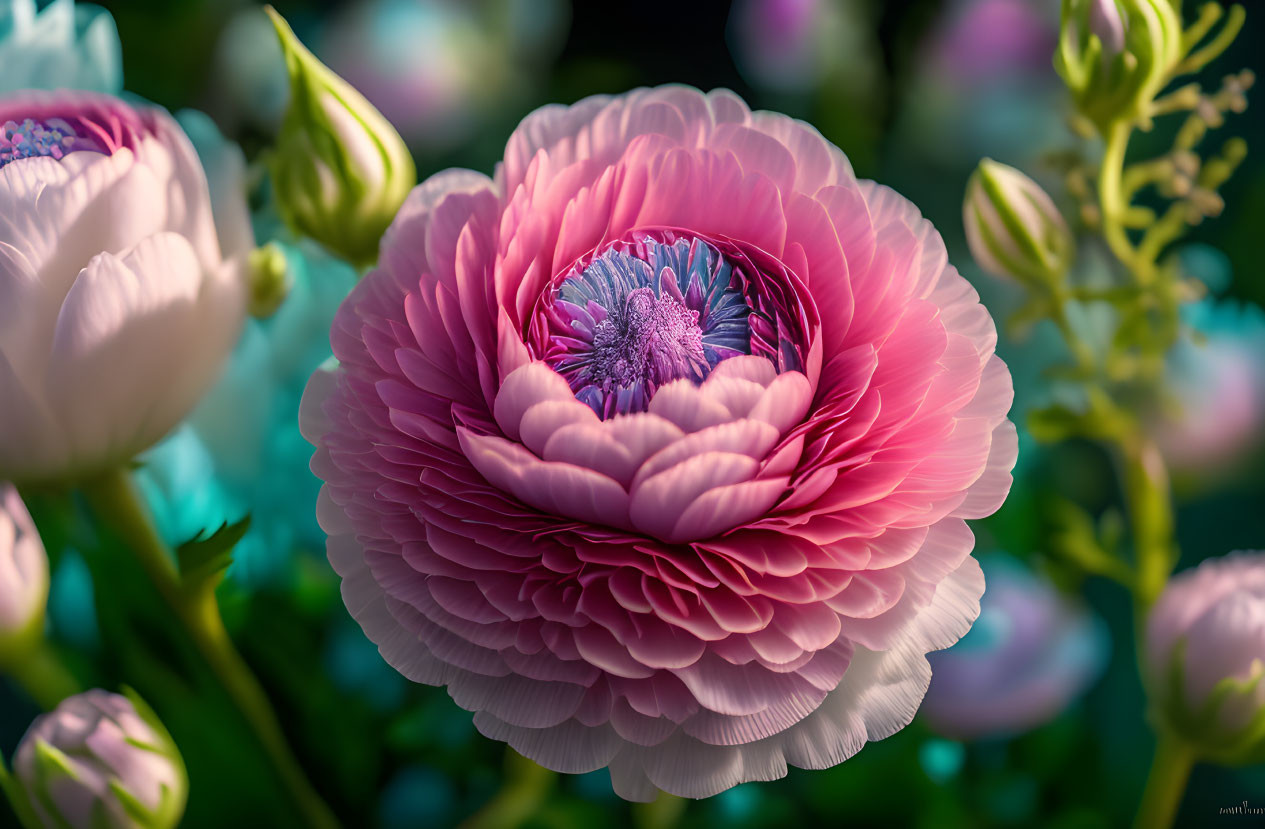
544, 234, 765, 419
0, 117, 109, 170
589, 285, 709, 392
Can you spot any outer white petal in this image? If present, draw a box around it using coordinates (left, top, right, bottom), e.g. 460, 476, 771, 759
42, 232, 238, 476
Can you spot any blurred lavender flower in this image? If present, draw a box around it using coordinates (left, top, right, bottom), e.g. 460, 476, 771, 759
0, 0, 120, 94
1155, 300, 1265, 479
726, 0, 878, 97
896, 0, 1062, 164
220, 0, 563, 153
930, 0, 1055, 86
922, 556, 1108, 739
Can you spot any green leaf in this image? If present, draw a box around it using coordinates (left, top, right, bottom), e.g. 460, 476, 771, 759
175, 517, 251, 588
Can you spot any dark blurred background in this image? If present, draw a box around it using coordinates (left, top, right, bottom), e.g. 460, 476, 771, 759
3, 1, 1263, 826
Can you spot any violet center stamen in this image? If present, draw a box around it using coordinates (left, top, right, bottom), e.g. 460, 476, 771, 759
544, 234, 764, 419
0, 117, 109, 170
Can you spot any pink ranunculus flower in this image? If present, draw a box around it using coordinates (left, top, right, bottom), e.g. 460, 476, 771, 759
303, 86, 1017, 799
0, 90, 248, 485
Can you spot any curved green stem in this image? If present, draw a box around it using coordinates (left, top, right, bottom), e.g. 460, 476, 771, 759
633, 792, 688, 829
1048, 288, 1096, 372
459, 749, 555, 829
1099, 119, 1143, 279
1117, 437, 1177, 610
4, 640, 79, 711
1134, 734, 1195, 829
80, 469, 339, 829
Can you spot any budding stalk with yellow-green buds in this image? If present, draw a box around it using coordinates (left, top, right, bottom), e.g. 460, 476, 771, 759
265, 6, 415, 269
964, 3, 1253, 828
1056, 0, 1183, 132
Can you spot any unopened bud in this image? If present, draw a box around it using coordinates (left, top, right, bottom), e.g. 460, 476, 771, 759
964, 159, 1075, 285
1146, 552, 1265, 765
265, 6, 415, 268
15, 689, 187, 829
1056, 0, 1183, 130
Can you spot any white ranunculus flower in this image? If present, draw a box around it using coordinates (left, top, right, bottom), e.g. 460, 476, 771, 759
0, 90, 249, 484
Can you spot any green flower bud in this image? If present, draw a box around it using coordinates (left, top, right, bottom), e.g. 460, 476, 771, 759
964, 159, 1075, 286
15, 689, 187, 829
1055, 0, 1183, 130
248, 242, 292, 319
265, 6, 415, 268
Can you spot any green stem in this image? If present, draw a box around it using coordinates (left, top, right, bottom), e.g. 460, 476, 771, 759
459, 749, 555, 829
1099, 119, 1143, 279
1117, 436, 1177, 610
1134, 734, 1195, 829
4, 640, 79, 710
633, 792, 688, 829
1049, 288, 1096, 372
79, 468, 339, 829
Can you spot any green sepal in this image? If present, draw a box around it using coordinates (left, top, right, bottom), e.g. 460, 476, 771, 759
114, 687, 187, 829
30, 740, 79, 829
175, 517, 250, 589
1152, 640, 1265, 766
0, 748, 44, 829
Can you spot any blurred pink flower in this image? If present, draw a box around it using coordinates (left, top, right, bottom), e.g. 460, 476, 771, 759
929, 0, 1056, 86
1155, 301, 1265, 478
922, 556, 1107, 739
318, 0, 568, 150
727, 0, 871, 94
1147, 552, 1265, 755
303, 86, 1016, 799
0, 90, 248, 484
